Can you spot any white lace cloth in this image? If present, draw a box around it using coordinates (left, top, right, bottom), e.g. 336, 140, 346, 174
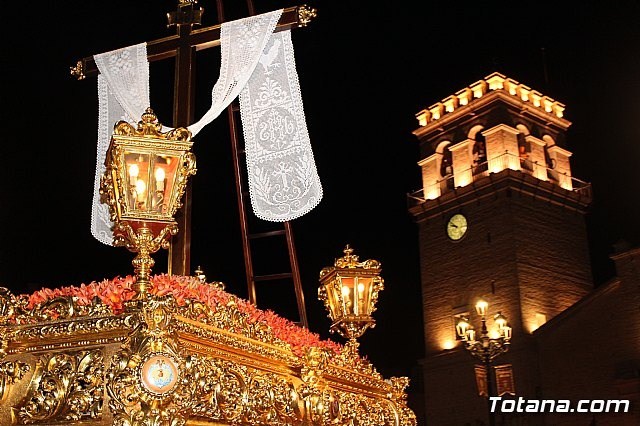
239, 30, 322, 221
91, 9, 322, 244
92, 43, 150, 245
187, 10, 280, 136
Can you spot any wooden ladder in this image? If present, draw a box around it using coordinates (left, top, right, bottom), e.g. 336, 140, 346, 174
227, 102, 309, 328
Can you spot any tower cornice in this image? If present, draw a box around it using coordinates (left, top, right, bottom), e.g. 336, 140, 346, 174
412, 72, 571, 140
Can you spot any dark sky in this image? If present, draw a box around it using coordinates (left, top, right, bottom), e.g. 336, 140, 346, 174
1, 0, 639, 398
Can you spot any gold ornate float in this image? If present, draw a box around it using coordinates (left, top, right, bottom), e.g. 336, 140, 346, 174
0, 273, 415, 425
0, 111, 416, 425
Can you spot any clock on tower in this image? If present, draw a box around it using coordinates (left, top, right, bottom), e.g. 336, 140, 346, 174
446, 213, 468, 241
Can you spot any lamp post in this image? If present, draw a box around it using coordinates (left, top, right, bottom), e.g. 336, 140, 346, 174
100, 108, 197, 306
456, 299, 512, 426
318, 245, 384, 358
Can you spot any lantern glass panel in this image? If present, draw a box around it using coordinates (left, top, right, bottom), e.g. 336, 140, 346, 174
338, 276, 355, 316
153, 154, 180, 215
325, 278, 341, 320
356, 276, 374, 315
124, 151, 152, 213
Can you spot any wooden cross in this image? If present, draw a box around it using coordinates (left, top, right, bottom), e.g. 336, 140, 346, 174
71, 1, 317, 276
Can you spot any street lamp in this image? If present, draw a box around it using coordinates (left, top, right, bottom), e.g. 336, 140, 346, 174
455, 299, 512, 426
100, 108, 197, 305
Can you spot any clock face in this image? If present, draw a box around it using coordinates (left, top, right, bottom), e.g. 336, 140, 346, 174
140, 354, 179, 395
446, 214, 468, 241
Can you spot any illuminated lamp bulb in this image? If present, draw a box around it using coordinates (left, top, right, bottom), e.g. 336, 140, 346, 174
128, 163, 139, 185
494, 312, 508, 329
154, 167, 165, 191
503, 326, 513, 341
475, 299, 488, 316
135, 179, 147, 202
466, 328, 476, 342
455, 317, 470, 338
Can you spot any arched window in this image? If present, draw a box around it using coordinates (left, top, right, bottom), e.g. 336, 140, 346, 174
542, 135, 556, 169
435, 141, 454, 191
468, 125, 484, 140
516, 124, 530, 136
517, 133, 532, 171
436, 141, 453, 178
468, 125, 487, 174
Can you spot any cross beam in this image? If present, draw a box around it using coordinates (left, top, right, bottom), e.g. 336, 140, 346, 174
72, 4, 317, 276
70, 6, 316, 80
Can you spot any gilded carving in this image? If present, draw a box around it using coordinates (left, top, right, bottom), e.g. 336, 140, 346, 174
1, 282, 417, 426
180, 297, 291, 352
0, 288, 31, 402
0, 359, 29, 401
13, 349, 104, 424
297, 5, 318, 27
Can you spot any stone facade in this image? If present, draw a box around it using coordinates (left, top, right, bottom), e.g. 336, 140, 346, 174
535, 248, 640, 426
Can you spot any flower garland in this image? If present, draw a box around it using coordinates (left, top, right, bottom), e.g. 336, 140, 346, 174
25, 274, 342, 357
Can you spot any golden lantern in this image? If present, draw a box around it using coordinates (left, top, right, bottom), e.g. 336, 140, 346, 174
100, 108, 196, 304
318, 245, 384, 356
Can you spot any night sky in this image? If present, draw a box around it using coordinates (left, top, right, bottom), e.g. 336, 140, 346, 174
1, 0, 639, 407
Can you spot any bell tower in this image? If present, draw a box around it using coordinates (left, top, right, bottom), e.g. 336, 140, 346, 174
409, 73, 593, 424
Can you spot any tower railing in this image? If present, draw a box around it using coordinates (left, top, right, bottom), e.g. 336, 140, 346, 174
408, 152, 592, 207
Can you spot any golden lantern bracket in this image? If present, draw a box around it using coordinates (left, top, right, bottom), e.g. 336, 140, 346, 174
114, 222, 178, 307
330, 316, 375, 352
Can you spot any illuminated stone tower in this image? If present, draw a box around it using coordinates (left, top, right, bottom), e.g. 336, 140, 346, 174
408, 73, 593, 424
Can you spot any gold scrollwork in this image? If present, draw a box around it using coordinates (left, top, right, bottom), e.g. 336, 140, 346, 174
69, 60, 85, 80
107, 295, 190, 425
0, 360, 29, 401
180, 296, 291, 353
3, 287, 418, 425
13, 349, 104, 424
297, 5, 318, 27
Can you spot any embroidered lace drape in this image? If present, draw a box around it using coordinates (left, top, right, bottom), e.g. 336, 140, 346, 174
239, 30, 322, 221
91, 9, 322, 244
92, 43, 150, 245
